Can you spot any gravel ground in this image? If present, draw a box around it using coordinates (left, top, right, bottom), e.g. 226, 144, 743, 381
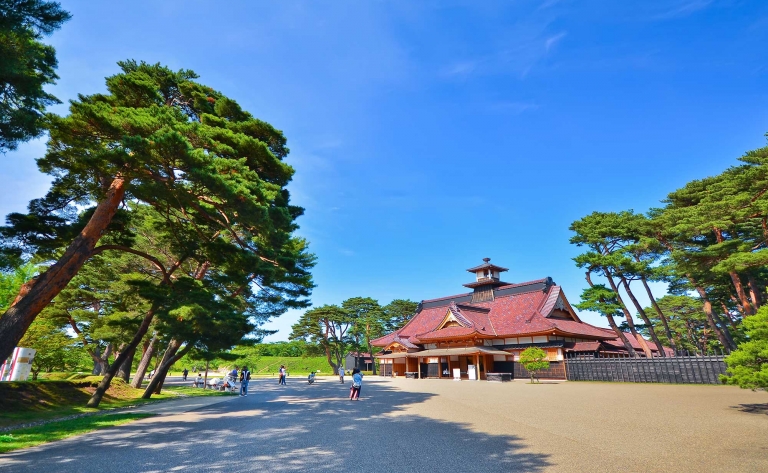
0, 377, 766, 472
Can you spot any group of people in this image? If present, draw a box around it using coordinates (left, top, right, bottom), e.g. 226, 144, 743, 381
338, 367, 363, 400
184, 364, 364, 400
188, 367, 250, 395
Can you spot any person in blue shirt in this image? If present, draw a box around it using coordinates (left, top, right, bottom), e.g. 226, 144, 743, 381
349, 368, 363, 401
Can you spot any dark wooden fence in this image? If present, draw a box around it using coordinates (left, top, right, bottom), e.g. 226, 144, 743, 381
564, 353, 728, 384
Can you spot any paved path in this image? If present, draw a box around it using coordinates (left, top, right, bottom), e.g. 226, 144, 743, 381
1, 378, 767, 472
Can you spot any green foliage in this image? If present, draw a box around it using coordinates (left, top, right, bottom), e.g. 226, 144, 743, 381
0, 262, 38, 311
0, 0, 71, 151
723, 306, 768, 390
575, 284, 623, 318
344, 296, 383, 371
19, 316, 76, 378
290, 304, 352, 374
381, 299, 418, 333
569, 139, 768, 355
290, 296, 417, 374
519, 347, 549, 383
642, 295, 718, 353
1, 61, 315, 349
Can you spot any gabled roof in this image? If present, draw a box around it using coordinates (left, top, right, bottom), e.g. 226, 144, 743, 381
372, 277, 617, 347
416, 326, 479, 341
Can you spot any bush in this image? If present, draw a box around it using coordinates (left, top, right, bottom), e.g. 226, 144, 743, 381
520, 347, 549, 384
723, 307, 768, 390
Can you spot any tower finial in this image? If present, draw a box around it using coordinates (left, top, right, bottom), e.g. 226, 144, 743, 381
483, 257, 490, 263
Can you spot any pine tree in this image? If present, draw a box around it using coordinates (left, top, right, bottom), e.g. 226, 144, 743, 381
0, 61, 314, 364
0, 0, 70, 151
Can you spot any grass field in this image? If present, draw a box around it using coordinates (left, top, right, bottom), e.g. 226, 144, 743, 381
0, 413, 153, 453
0, 376, 225, 429
249, 356, 331, 376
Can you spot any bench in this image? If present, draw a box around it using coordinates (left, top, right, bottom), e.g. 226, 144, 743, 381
486, 372, 513, 382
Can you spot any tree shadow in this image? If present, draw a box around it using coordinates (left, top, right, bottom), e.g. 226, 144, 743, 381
731, 403, 768, 415
0, 378, 551, 472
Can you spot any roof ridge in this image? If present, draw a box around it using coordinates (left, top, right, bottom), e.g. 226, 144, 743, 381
448, 301, 475, 328
495, 278, 549, 291
422, 292, 473, 303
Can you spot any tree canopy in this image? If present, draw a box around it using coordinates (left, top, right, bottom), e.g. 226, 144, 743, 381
0, 0, 70, 151
570, 135, 768, 384
0, 61, 315, 369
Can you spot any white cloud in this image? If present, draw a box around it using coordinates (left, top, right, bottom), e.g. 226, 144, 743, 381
651, 0, 713, 20
545, 31, 567, 52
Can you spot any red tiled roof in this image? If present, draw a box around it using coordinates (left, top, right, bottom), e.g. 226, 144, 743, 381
447, 302, 475, 328
568, 341, 601, 352
373, 278, 654, 350
416, 326, 478, 340
603, 334, 666, 352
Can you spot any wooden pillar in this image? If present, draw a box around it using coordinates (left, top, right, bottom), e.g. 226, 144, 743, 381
418, 357, 421, 379
475, 353, 480, 381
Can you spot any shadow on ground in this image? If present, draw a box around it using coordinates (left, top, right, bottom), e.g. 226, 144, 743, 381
731, 403, 768, 415
0, 378, 550, 473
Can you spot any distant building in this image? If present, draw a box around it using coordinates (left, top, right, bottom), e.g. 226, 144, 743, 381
373, 259, 665, 380
345, 352, 373, 371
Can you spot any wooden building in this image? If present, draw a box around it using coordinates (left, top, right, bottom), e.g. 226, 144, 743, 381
372, 259, 665, 380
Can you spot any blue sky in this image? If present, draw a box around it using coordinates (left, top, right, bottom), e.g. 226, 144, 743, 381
3, 0, 768, 341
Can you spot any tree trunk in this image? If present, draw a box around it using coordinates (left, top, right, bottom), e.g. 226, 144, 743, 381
639, 276, 677, 352
747, 273, 762, 310
90, 346, 103, 375
89, 344, 112, 375
87, 307, 157, 407
713, 227, 754, 315
142, 342, 192, 398
367, 341, 376, 375
203, 360, 209, 389
130, 335, 157, 388
719, 302, 739, 330
0, 177, 127, 363
605, 312, 637, 357
729, 272, 754, 315
693, 286, 736, 350
153, 339, 181, 394
584, 270, 637, 357
117, 344, 136, 382
324, 344, 338, 375
620, 276, 665, 356
604, 271, 649, 357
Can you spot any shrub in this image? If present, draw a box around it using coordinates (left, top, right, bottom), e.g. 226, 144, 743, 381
520, 347, 549, 384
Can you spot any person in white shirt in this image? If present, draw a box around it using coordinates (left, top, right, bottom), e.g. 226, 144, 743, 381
339, 367, 345, 383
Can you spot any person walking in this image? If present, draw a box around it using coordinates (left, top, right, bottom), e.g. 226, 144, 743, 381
240, 366, 250, 396
339, 367, 345, 383
182, 368, 189, 381
279, 365, 287, 385
349, 368, 363, 401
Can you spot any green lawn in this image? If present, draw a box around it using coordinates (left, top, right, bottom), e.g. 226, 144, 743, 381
249, 356, 331, 376
0, 413, 153, 453
0, 377, 226, 429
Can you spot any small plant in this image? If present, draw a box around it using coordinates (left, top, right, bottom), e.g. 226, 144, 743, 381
0, 435, 14, 443
520, 347, 549, 384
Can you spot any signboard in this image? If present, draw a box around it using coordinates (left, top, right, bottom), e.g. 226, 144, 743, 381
467, 364, 477, 381
0, 347, 36, 381
453, 368, 461, 381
